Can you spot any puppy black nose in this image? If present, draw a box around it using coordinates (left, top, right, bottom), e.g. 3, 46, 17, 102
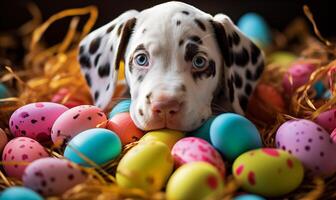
151, 98, 182, 115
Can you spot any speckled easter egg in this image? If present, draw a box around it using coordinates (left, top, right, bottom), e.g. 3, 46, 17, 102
106, 112, 144, 145
2, 137, 49, 179
233, 194, 266, 200
314, 108, 336, 133
23, 158, 87, 196
172, 137, 225, 177
282, 63, 316, 94
116, 141, 173, 192
0, 128, 8, 153
210, 113, 262, 161
276, 119, 336, 177
233, 148, 304, 197
9, 102, 68, 143
0, 186, 43, 200
188, 116, 216, 143
166, 162, 224, 200
139, 129, 184, 150
51, 105, 107, 146
108, 99, 131, 119
51, 88, 86, 108
64, 128, 121, 167
237, 12, 271, 48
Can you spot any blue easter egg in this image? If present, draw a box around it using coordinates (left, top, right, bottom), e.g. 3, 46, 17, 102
234, 194, 266, 200
64, 128, 122, 166
237, 12, 271, 48
313, 81, 326, 98
210, 113, 262, 161
109, 99, 131, 119
323, 90, 331, 99
0, 186, 43, 200
0, 83, 11, 99
188, 116, 216, 143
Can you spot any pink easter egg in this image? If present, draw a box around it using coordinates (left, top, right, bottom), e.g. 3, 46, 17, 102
172, 137, 225, 177
2, 137, 49, 179
315, 108, 336, 133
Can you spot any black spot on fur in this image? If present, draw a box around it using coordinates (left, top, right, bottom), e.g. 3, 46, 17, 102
85, 73, 92, 87
227, 79, 234, 102
180, 84, 186, 92
234, 73, 243, 88
246, 69, 253, 80
232, 32, 240, 45
250, 43, 261, 65
110, 45, 113, 52
235, 48, 249, 66
176, 20, 181, 26
192, 59, 216, 80
189, 35, 202, 44
79, 55, 91, 69
94, 53, 101, 66
128, 56, 134, 73
184, 43, 199, 62
106, 84, 110, 91
228, 36, 233, 48
139, 109, 144, 116
254, 62, 265, 79
182, 11, 189, 15
194, 19, 206, 31
98, 63, 110, 77
94, 91, 99, 101
239, 95, 248, 111
142, 28, 147, 34
137, 75, 144, 82
179, 40, 184, 46
117, 23, 124, 36
79, 46, 84, 54
89, 37, 101, 54
245, 83, 252, 95
106, 24, 115, 33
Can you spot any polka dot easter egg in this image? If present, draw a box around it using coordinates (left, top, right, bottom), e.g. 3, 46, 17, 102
276, 119, 336, 177
314, 108, 336, 133
9, 102, 68, 144
172, 137, 225, 177
2, 137, 49, 179
23, 158, 87, 196
51, 105, 107, 146
233, 148, 304, 197
166, 162, 223, 200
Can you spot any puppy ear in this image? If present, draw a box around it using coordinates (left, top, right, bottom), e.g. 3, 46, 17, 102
211, 14, 265, 115
78, 10, 138, 110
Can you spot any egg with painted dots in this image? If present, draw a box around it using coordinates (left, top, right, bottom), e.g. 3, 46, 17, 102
314, 108, 336, 133
9, 102, 68, 144
2, 137, 49, 180
233, 148, 304, 197
23, 158, 87, 196
51, 105, 107, 146
166, 162, 224, 200
276, 119, 336, 177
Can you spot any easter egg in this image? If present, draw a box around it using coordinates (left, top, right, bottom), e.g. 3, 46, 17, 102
268, 51, 297, 67
139, 129, 184, 149
188, 116, 215, 143
233, 194, 266, 200
313, 81, 326, 99
23, 158, 87, 196
166, 162, 223, 200
108, 99, 131, 119
0, 128, 8, 153
106, 112, 144, 145
2, 137, 49, 179
64, 128, 121, 167
323, 90, 332, 99
276, 119, 336, 177
51, 88, 85, 108
210, 113, 262, 161
314, 108, 336, 133
9, 102, 68, 143
0, 186, 43, 200
331, 128, 336, 143
282, 63, 316, 94
116, 141, 173, 192
0, 83, 11, 99
237, 12, 271, 48
51, 105, 107, 146
233, 148, 304, 197
172, 137, 225, 177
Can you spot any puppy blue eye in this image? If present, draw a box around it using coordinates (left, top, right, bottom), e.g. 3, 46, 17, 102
192, 55, 207, 69
135, 54, 149, 66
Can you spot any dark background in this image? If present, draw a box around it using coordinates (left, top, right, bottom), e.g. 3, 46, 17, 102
0, 0, 334, 45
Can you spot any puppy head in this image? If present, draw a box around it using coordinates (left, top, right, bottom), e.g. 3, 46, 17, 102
78, 2, 264, 131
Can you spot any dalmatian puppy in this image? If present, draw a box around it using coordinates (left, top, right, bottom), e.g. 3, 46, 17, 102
78, 1, 264, 131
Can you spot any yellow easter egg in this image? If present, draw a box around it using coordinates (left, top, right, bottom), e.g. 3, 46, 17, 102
139, 129, 184, 149
116, 141, 173, 192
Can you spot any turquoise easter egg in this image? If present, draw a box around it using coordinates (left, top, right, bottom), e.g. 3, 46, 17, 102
313, 81, 326, 98
237, 12, 271, 48
0, 83, 11, 99
323, 90, 331, 99
234, 194, 266, 200
210, 113, 262, 161
0, 186, 43, 200
188, 116, 216, 142
108, 99, 131, 119
64, 128, 122, 166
